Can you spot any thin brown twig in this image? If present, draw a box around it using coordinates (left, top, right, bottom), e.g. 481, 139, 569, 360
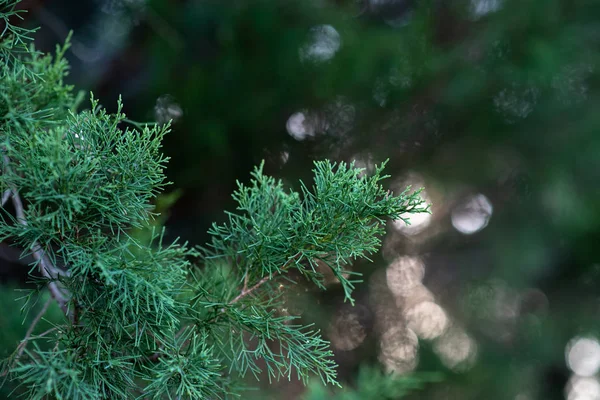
33, 326, 60, 339
229, 252, 301, 306
150, 253, 302, 362
229, 275, 271, 305
1, 189, 11, 207
14, 297, 52, 361
12, 191, 69, 313
3, 154, 70, 316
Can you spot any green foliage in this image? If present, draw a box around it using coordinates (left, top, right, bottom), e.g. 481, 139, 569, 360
0, 3, 429, 398
189, 160, 427, 388
201, 160, 427, 305
0, 11, 74, 129
0, 1, 37, 69
304, 366, 440, 400
3, 97, 169, 246
13, 0, 600, 398
0, 288, 62, 358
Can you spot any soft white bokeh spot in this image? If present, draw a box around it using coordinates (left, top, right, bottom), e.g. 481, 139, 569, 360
397, 284, 436, 311
405, 301, 449, 340
566, 375, 600, 400
154, 95, 183, 124
386, 256, 425, 296
379, 326, 419, 374
329, 308, 368, 351
299, 25, 341, 63
390, 174, 431, 235
451, 194, 493, 235
286, 112, 314, 141
471, 0, 503, 18
434, 327, 478, 371
566, 337, 600, 377
394, 210, 432, 235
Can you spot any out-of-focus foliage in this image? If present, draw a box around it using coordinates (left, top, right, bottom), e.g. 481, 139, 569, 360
304, 366, 440, 400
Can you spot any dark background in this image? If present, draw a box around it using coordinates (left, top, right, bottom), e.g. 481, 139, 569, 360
3, 0, 600, 398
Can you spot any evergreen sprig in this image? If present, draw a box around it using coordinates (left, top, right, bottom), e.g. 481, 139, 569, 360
0, 0, 38, 69
0, 2, 430, 398
190, 161, 429, 389
200, 161, 428, 305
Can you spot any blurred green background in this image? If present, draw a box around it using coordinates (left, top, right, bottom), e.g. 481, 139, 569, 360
3, 0, 600, 398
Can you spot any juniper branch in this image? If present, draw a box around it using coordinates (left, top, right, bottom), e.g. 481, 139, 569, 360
14, 297, 52, 362
188, 160, 430, 389
229, 252, 301, 306
0, 3, 431, 394
30, 327, 59, 340
3, 154, 70, 316
156, 254, 300, 361
1, 189, 10, 206
229, 275, 271, 305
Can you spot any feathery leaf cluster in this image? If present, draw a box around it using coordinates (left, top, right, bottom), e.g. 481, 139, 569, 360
191, 160, 429, 388
202, 160, 428, 305
0, 2, 429, 398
